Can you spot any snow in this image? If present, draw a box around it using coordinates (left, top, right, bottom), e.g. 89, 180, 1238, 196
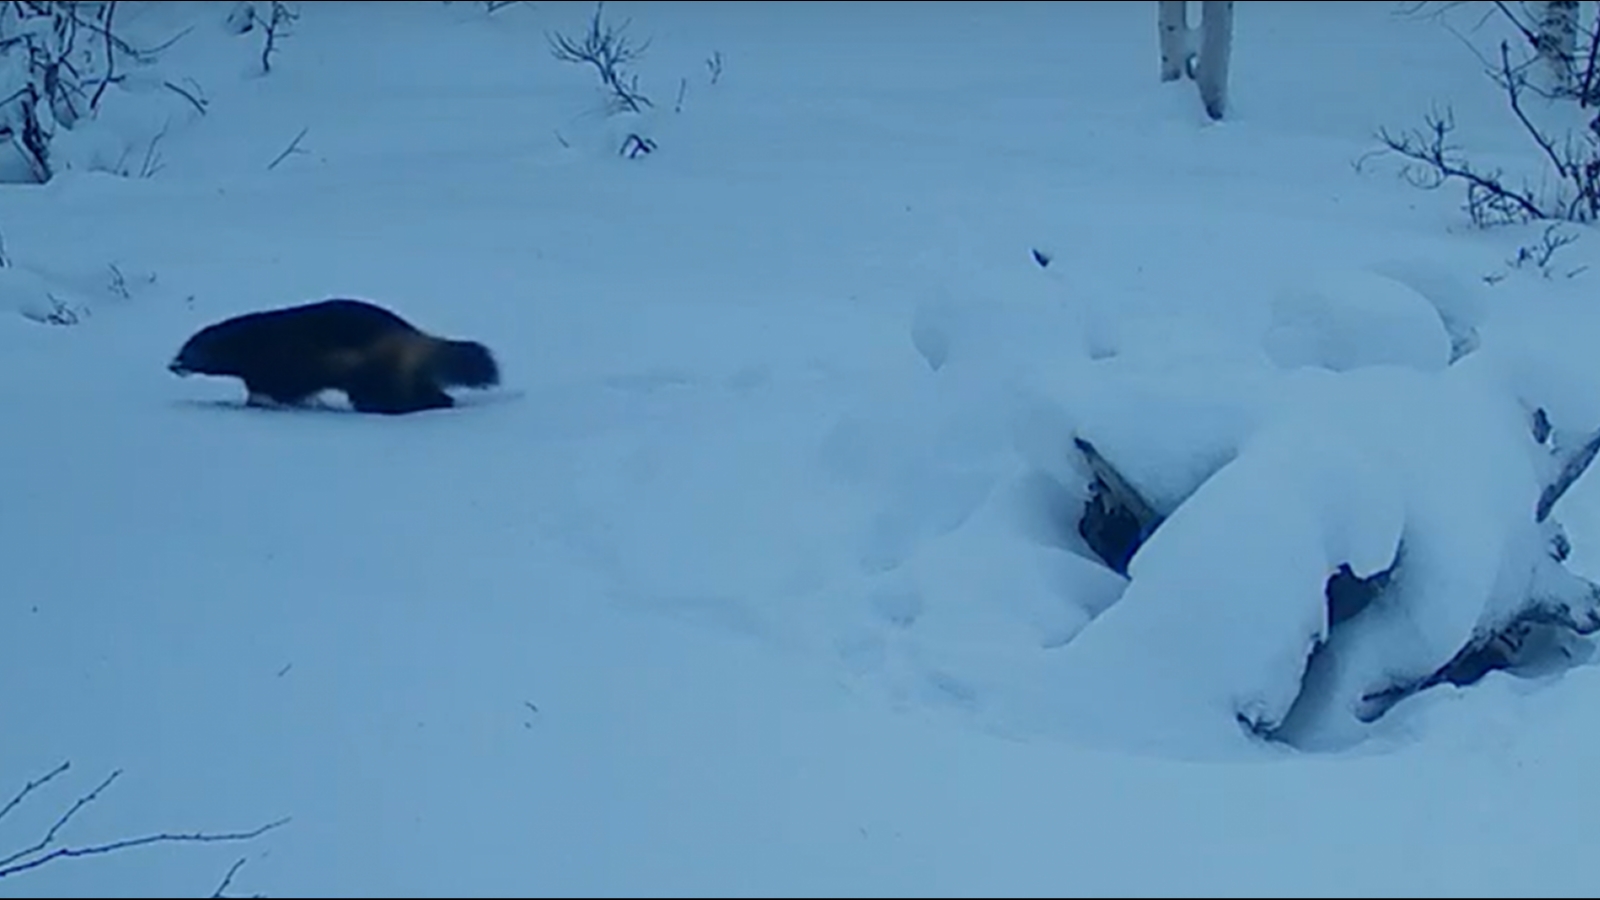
7, 0, 1600, 895
1262, 267, 1455, 374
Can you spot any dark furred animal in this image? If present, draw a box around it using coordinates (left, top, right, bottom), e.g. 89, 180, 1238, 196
168, 298, 500, 415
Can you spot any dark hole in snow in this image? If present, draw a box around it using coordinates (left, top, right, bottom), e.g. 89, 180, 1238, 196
1325, 564, 1389, 628
1073, 437, 1162, 576
1078, 479, 1146, 575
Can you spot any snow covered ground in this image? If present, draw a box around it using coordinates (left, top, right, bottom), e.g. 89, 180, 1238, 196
8, 1, 1600, 895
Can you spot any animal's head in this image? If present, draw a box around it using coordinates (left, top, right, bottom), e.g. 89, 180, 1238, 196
168, 320, 249, 378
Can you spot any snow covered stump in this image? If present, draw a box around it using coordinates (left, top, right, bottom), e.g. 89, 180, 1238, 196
1057, 358, 1600, 757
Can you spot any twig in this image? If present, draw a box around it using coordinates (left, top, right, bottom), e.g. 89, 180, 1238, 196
0, 762, 289, 883
137, 123, 169, 179
0, 768, 125, 872
1372, 109, 1548, 225
107, 263, 130, 300
210, 856, 249, 899
1508, 222, 1580, 275
620, 133, 656, 158
547, 2, 654, 114
1490, 0, 1540, 50
163, 78, 209, 115
0, 761, 70, 825
259, 2, 298, 75
60, 5, 192, 64
267, 126, 309, 171
88, 0, 118, 112
0, 818, 290, 880
1578, 13, 1600, 106
1499, 41, 1571, 184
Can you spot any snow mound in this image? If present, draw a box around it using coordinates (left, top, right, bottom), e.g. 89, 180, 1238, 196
0, 264, 55, 317
1367, 258, 1489, 362
1026, 358, 1279, 518
1047, 360, 1578, 759
0, 262, 97, 326
45, 74, 207, 180
1262, 268, 1454, 374
908, 285, 1094, 380
833, 463, 1128, 732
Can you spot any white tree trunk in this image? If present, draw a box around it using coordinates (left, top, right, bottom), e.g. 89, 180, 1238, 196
1158, 1, 1189, 82
1536, 0, 1580, 96
1195, 0, 1234, 120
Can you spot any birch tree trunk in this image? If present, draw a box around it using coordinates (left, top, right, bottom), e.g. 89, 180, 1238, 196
1158, 0, 1189, 82
1195, 0, 1234, 120
1536, 0, 1580, 96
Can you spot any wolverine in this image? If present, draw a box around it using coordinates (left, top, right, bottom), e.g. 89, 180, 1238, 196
168, 298, 501, 415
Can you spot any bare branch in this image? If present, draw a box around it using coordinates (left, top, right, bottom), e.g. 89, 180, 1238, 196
0, 0, 204, 183
620, 132, 656, 158
0, 762, 289, 885
0, 818, 290, 880
259, 2, 298, 75
1508, 222, 1581, 276
0, 768, 125, 872
267, 126, 309, 170
0, 760, 70, 826
1490, 0, 1541, 50
163, 78, 209, 116
1371, 108, 1548, 225
547, 2, 654, 114
1498, 40, 1572, 180
1392, 1, 1474, 20
210, 856, 258, 899
87, 0, 117, 112
136, 122, 168, 179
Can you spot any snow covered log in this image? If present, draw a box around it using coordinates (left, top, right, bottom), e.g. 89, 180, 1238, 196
1055, 360, 1600, 755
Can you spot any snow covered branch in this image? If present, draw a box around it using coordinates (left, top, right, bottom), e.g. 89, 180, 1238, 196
0, 0, 206, 183
1538, 423, 1600, 523
0, 760, 288, 888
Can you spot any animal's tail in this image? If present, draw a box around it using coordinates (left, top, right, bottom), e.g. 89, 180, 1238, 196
429, 337, 501, 389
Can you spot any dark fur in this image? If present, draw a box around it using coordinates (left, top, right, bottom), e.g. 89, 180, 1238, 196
168, 298, 500, 415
